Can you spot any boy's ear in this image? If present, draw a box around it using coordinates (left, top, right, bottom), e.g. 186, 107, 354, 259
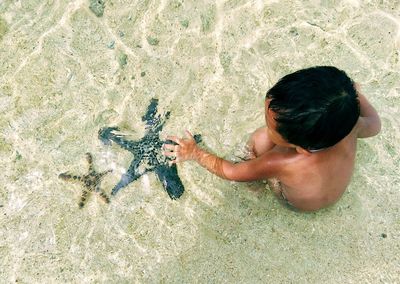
295, 146, 312, 156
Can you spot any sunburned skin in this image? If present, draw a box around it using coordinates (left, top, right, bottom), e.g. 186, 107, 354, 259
164, 84, 381, 212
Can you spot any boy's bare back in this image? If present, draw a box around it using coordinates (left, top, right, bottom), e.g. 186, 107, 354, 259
253, 120, 358, 211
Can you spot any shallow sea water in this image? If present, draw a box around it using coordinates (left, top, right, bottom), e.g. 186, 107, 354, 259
0, 0, 399, 283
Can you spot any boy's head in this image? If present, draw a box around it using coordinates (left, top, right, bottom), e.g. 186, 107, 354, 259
266, 66, 360, 151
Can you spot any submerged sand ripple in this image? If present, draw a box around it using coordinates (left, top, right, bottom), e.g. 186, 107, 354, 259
0, 0, 399, 282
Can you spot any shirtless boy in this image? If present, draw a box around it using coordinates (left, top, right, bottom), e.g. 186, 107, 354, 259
163, 66, 381, 211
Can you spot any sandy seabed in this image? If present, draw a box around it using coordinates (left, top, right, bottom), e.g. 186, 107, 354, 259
0, 0, 399, 283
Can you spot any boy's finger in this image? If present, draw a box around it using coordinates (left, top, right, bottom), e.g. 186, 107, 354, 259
163, 151, 175, 157
185, 130, 194, 139
163, 144, 175, 151
166, 135, 182, 144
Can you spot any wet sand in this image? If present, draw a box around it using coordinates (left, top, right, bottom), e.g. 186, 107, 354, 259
0, 0, 399, 282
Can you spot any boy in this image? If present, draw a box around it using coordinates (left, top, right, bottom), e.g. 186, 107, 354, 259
163, 66, 381, 211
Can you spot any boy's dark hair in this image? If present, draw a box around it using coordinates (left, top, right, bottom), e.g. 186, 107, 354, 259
266, 66, 360, 150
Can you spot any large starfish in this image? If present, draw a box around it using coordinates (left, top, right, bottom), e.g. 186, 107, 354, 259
98, 98, 201, 199
59, 153, 112, 208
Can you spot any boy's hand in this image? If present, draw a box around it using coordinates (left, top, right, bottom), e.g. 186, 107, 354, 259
163, 131, 199, 164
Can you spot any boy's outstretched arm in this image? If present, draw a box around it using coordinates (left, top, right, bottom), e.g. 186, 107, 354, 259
355, 84, 381, 138
163, 131, 279, 182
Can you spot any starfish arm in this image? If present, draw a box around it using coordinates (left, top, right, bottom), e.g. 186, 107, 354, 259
155, 164, 184, 200
99, 127, 140, 152
85, 153, 94, 172
96, 185, 110, 203
111, 159, 143, 195
155, 111, 171, 132
59, 173, 82, 182
98, 126, 119, 146
150, 116, 166, 133
142, 98, 159, 126
111, 172, 143, 196
113, 135, 140, 152
79, 190, 90, 208
98, 169, 112, 180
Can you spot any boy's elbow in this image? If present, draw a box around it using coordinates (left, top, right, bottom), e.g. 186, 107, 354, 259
357, 116, 382, 138
222, 162, 253, 182
373, 117, 382, 136
222, 164, 241, 181
369, 115, 382, 137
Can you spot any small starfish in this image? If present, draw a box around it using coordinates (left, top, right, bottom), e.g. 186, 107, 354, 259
59, 153, 112, 208
98, 98, 201, 199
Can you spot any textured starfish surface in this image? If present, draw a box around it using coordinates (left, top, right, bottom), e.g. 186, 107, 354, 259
59, 153, 112, 208
98, 98, 201, 199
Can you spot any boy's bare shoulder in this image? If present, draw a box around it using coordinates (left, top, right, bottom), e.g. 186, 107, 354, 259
276, 131, 359, 211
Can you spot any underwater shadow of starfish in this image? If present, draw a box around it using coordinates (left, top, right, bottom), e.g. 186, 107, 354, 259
59, 153, 112, 208
98, 98, 201, 199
